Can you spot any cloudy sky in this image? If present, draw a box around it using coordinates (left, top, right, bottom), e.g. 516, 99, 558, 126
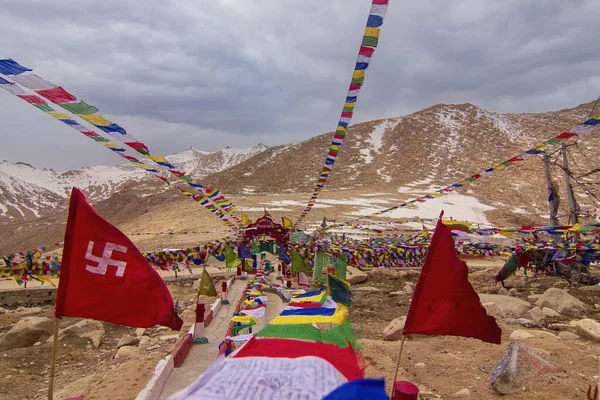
1, 0, 599, 170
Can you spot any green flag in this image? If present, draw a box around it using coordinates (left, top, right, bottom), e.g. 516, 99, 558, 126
291, 247, 311, 273
257, 321, 360, 349
59, 101, 99, 115
198, 267, 217, 296
224, 245, 242, 268
313, 251, 330, 283
328, 274, 351, 306
336, 254, 348, 280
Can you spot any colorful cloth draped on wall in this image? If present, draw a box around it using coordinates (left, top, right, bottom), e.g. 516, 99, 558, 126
296, 0, 389, 225
0, 59, 240, 230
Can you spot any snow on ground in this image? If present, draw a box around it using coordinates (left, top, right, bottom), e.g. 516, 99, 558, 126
358, 192, 393, 197
348, 193, 495, 224
264, 200, 333, 208
165, 147, 208, 173
485, 112, 522, 143
0, 162, 65, 197
238, 207, 292, 212
377, 168, 392, 182
359, 119, 398, 164
436, 108, 463, 158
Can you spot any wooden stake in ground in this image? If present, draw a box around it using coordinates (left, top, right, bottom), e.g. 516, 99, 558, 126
47, 317, 60, 400
390, 335, 407, 399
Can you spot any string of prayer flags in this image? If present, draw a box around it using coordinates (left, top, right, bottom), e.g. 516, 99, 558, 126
0, 59, 240, 229
326, 112, 600, 230
296, 0, 389, 225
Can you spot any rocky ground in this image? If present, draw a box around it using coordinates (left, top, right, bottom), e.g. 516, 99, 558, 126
0, 278, 224, 400
349, 261, 600, 399
1, 260, 600, 399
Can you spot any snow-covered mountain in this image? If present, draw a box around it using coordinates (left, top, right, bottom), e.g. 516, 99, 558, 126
165, 143, 268, 178
2, 100, 599, 254
0, 144, 268, 221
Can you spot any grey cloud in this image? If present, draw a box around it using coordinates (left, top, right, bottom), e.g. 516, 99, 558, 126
0, 0, 599, 170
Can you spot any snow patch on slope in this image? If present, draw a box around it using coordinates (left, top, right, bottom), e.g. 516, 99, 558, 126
349, 193, 494, 224
360, 119, 399, 164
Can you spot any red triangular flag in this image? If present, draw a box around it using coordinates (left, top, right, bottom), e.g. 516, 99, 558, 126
402, 212, 501, 344
55, 188, 183, 330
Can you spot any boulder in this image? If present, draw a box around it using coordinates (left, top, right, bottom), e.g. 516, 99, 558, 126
117, 335, 140, 348
558, 331, 580, 341
524, 307, 546, 325
535, 288, 587, 314
17, 307, 43, 317
159, 334, 180, 342
403, 283, 414, 294
134, 328, 146, 337
490, 342, 563, 395
0, 317, 53, 351
578, 284, 600, 292
114, 345, 140, 360
508, 288, 518, 297
138, 336, 159, 348
548, 323, 578, 334
571, 319, 600, 342
52, 320, 105, 348
541, 307, 561, 319
450, 388, 471, 398
347, 266, 368, 284
353, 286, 380, 293
509, 330, 533, 341
383, 316, 407, 341
483, 302, 503, 319
498, 287, 509, 296
479, 294, 531, 317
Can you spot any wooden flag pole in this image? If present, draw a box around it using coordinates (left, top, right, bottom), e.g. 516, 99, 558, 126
390, 335, 407, 399
47, 317, 60, 400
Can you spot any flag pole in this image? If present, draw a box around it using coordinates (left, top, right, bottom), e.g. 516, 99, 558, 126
47, 317, 60, 400
391, 335, 406, 399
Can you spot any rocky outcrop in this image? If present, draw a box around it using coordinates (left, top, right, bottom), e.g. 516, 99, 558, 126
383, 316, 407, 341
0, 316, 53, 351
490, 342, 564, 395
49, 320, 105, 348
478, 294, 531, 317
536, 288, 587, 314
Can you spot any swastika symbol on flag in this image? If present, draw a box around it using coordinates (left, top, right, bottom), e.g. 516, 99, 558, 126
85, 241, 128, 277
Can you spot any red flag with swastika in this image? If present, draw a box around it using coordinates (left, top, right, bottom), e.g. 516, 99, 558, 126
55, 188, 183, 330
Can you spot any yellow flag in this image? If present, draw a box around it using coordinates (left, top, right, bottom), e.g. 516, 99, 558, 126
282, 216, 293, 228
241, 213, 252, 226
198, 267, 217, 296
34, 274, 56, 287
567, 223, 583, 232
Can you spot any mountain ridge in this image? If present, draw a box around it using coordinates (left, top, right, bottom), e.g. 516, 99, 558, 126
1, 100, 599, 253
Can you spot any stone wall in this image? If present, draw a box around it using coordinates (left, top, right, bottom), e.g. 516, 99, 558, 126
0, 287, 57, 307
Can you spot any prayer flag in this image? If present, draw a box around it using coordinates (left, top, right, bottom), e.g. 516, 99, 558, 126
403, 214, 501, 344
328, 274, 351, 307
198, 267, 217, 297
282, 216, 293, 228
224, 245, 242, 268
291, 247, 310, 273
55, 188, 183, 330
